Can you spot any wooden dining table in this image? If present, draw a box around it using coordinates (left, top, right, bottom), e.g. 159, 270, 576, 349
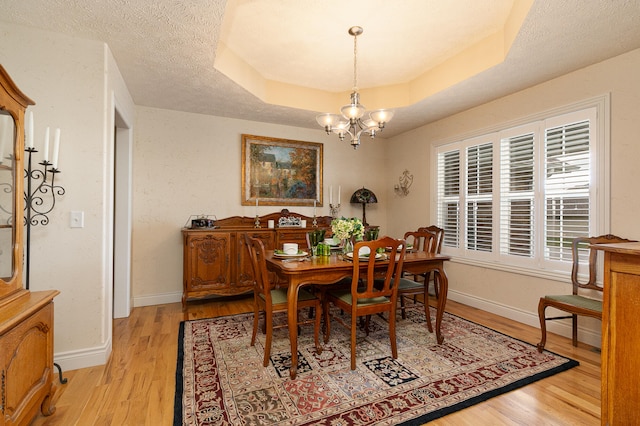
265, 250, 451, 378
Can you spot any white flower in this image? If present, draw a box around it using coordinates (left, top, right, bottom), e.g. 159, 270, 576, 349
331, 217, 364, 241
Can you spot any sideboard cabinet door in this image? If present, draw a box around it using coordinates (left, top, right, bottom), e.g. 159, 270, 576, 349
183, 232, 231, 305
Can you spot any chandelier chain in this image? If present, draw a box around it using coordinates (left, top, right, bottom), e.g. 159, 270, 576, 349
352, 31, 358, 92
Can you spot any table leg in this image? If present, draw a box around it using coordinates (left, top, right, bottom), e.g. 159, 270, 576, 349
435, 264, 448, 344
287, 282, 300, 379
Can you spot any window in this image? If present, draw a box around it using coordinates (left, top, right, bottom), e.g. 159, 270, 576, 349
434, 99, 607, 276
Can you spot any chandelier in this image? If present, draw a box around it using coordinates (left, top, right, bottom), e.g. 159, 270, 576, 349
316, 26, 394, 149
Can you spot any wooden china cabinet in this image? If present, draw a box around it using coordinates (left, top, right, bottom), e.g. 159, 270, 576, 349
182, 210, 333, 307
0, 65, 59, 425
592, 242, 640, 425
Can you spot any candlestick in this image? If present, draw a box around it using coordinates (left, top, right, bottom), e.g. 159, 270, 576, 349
330, 203, 341, 219
52, 128, 60, 169
43, 127, 50, 161
28, 111, 34, 148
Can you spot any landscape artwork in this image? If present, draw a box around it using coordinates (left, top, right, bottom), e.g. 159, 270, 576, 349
241, 134, 323, 206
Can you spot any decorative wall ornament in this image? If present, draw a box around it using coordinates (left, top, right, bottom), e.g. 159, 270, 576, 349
394, 169, 413, 197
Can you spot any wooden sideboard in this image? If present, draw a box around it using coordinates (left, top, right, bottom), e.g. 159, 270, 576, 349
0, 291, 59, 426
593, 242, 640, 426
181, 210, 333, 307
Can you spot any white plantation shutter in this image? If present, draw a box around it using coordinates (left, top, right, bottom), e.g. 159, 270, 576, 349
500, 132, 535, 257
544, 119, 591, 262
433, 100, 605, 276
466, 143, 493, 252
437, 149, 460, 248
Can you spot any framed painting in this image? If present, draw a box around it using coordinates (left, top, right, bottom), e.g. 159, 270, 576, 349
241, 134, 323, 206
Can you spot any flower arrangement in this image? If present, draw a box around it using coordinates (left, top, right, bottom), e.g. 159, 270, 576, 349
331, 217, 365, 241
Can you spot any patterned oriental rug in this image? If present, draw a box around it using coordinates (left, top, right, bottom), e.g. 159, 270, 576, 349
174, 306, 578, 425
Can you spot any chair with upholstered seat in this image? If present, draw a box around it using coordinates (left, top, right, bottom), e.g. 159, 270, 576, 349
245, 235, 322, 366
396, 230, 438, 332
536, 234, 634, 352
322, 236, 406, 370
417, 225, 444, 298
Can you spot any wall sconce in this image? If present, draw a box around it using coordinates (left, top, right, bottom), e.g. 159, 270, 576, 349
394, 169, 413, 197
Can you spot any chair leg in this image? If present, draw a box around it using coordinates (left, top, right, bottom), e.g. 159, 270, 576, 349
314, 303, 322, 354
431, 272, 440, 299
400, 295, 408, 319
350, 313, 357, 370
251, 299, 260, 346
536, 298, 547, 353
263, 307, 273, 367
571, 314, 578, 347
323, 299, 331, 344
424, 287, 433, 333
389, 306, 398, 360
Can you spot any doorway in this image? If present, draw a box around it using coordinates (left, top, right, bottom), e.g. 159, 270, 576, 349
113, 109, 132, 318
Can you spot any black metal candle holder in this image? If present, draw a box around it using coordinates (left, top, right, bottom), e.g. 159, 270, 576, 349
24, 147, 65, 291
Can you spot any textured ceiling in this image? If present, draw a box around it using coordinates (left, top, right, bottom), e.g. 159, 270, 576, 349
1, 0, 640, 139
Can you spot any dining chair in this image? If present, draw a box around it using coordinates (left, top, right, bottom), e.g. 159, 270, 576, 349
245, 234, 322, 367
417, 225, 444, 298
322, 236, 406, 370
396, 230, 439, 332
536, 234, 634, 352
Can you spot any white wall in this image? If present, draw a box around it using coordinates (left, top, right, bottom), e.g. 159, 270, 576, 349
386, 48, 640, 347
0, 22, 134, 370
131, 109, 390, 304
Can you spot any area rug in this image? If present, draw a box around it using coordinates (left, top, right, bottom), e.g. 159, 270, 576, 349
174, 306, 578, 425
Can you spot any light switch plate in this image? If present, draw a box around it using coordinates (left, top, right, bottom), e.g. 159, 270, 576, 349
70, 211, 84, 228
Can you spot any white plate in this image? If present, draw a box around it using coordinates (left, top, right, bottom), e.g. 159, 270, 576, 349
346, 252, 383, 260
273, 251, 308, 258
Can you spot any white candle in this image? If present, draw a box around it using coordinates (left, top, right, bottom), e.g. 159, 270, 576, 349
52, 128, 60, 169
313, 199, 317, 216
27, 111, 34, 148
255, 198, 258, 216
43, 127, 50, 162
338, 186, 341, 204
329, 185, 333, 204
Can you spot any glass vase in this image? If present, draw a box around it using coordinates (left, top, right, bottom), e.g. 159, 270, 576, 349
343, 238, 354, 255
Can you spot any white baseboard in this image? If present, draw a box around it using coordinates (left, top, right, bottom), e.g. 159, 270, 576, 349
133, 291, 182, 307
53, 337, 112, 372
448, 290, 601, 348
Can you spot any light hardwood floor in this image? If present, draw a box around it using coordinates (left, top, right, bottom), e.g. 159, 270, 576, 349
31, 297, 601, 425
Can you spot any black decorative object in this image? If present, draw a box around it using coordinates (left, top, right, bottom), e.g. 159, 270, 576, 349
24, 144, 67, 384
24, 146, 65, 290
350, 187, 377, 226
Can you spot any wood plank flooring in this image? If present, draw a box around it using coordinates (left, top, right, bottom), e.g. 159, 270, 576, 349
31, 297, 601, 425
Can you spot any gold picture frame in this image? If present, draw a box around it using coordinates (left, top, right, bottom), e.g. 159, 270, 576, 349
241, 134, 323, 206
